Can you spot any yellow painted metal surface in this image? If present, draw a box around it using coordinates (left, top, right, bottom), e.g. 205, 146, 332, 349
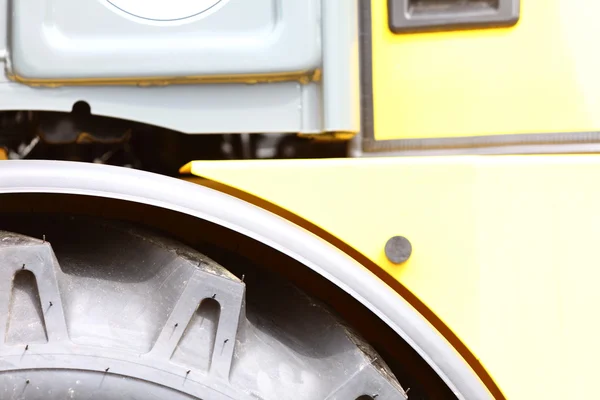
183, 156, 600, 399
372, 0, 600, 139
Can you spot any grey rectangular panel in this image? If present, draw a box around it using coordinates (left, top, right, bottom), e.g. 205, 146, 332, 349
388, 0, 519, 32
0, 0, 362, 135
321, 0, 359, 133
0, 0, 6, 59
9, 0, 321, 83
0, 81, 317, 134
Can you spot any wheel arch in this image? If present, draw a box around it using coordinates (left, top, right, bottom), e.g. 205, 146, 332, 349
0, 160, 492, 399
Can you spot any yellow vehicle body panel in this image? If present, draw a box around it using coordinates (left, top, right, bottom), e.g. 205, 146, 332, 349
183, 156, 600, 399
372, 0, 600, 139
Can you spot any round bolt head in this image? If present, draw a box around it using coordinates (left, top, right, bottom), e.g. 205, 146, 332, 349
385, 236, 412, 264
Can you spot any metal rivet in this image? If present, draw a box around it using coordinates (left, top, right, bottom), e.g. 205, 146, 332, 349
384, 236, 412, 264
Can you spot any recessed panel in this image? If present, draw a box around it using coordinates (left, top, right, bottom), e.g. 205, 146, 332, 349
9, 0, 321, 83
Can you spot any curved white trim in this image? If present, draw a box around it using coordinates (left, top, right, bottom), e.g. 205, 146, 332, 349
0, 160, 491, 400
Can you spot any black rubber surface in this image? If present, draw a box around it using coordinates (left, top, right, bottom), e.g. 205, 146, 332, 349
0, 215, 407, 400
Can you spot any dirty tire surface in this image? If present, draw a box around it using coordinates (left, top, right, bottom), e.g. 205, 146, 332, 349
0, 216, 407, 400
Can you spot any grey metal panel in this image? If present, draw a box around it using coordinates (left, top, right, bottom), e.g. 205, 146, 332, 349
0, 0, 6, 60
321, 0, 360, 133
0, 0, 360, 136
9, 0, 321, 81
0, 160, 494, 400
0, 81, 322, 134
300, 82, 323, 133
388, 0, 519, 33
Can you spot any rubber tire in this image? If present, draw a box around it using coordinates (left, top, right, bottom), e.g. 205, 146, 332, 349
0, 216, 406, 400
